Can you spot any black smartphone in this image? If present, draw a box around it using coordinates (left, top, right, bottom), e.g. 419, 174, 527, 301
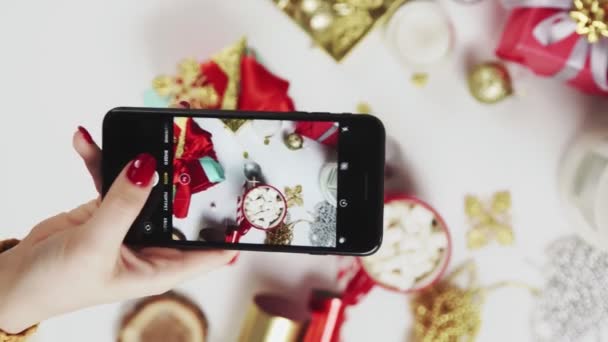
102, 107, 385, 255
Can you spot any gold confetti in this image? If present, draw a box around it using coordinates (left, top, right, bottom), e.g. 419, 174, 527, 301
285, 185, 304, 207
411, 73, 429, 87
264, 136, 271, 145
465, 191, 514, 250
243, 151, 249, 159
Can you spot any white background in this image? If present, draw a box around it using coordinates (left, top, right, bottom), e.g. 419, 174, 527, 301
1, 0, 608, 341
174, 118, 336, 245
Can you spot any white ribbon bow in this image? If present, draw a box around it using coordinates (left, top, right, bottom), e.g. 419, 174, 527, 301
503, 0, 608, 91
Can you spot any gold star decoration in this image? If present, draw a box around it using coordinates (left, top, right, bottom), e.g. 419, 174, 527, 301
284, 185, 304, 207
152, 59, 219, 109
570, 0, 608, 43
464, 191, 514, 250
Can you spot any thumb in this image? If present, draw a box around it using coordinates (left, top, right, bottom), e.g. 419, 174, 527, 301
88, 153, 157, 248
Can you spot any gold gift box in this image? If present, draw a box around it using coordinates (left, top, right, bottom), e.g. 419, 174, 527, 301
273, 0, 407, 61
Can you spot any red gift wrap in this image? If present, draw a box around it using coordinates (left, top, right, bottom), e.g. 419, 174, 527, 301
497, 1, 608, 95
173, 118, 220, 218
295, 121, 339, 147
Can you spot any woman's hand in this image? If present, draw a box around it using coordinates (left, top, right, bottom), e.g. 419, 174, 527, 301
0, 127, 236, 334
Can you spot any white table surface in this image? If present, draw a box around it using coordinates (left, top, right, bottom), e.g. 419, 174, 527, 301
2, 0, 608, 341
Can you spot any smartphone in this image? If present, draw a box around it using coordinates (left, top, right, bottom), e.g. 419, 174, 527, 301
102, 107, 385, 255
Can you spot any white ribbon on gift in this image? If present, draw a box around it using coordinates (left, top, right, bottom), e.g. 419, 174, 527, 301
502, 0, 608, 91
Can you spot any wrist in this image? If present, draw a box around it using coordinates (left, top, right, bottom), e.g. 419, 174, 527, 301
0, 242, 36, 334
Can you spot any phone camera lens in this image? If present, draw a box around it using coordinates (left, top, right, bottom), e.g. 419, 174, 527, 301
143, 222, 154, 233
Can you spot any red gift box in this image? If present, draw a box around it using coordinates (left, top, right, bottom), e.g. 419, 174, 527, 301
173, 118, 220, 218
295, 121, 339, 147
496, 3, 608, 95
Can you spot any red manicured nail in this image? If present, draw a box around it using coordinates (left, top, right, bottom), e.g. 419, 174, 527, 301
179, 101, 191, 109
78, 126, 94, 144
127, 153, 157, 187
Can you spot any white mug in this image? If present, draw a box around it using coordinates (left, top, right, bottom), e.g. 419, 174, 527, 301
559, 130, 608, 251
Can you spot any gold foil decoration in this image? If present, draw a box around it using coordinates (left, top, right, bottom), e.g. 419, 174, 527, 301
468, 62, 513, 104
411, 261, 538, 342
272, 0, 407, 61
285, 185, 304, 207
212, 37, 249, 132
465, 191, 514, 250
152, 59, 220, 109
570, 0, 608, 43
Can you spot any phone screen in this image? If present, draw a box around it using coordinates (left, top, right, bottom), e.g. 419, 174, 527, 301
103, 108, 385, 254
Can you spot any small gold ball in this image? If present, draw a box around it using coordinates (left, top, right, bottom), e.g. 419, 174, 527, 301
468, 62, 513, 104
284, 133, 304, 150
356, 102, 372, 114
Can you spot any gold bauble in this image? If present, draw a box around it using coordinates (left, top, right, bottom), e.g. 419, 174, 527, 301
468, 62, 513, 104
284, 133, 304, 150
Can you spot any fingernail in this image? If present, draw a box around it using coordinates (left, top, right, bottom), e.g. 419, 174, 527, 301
78, 126, 94, 144
127, 153, 157, 187
179, 101, 191, 109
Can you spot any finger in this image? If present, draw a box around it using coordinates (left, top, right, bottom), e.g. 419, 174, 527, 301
118, 248, 237, 296
87, 153, 156, 248
73, 126, 103, 193
25, 199, 100, 244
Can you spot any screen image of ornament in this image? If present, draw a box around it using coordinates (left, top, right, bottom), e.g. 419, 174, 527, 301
272, 0, 408, 61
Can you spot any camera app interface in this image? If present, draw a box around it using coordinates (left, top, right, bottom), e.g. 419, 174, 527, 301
169, 116, 340, 247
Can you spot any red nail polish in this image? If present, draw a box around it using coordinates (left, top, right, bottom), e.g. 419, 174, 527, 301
179, 101, 191, 109
127, 153, 157, 187
228, 252, 240, 265
78, 126, 94, 144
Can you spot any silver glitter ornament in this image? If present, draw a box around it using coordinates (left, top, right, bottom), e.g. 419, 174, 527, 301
308, 201, 337, 247
532, 235, 608, 342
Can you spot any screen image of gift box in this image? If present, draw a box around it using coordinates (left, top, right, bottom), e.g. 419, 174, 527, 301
172, 117, 340, 248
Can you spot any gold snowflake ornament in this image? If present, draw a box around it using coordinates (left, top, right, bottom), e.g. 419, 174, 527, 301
570, 0, 608, 43
284, 185, 304, 207
465, 191, 514, 250
152, 59, 219, 109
